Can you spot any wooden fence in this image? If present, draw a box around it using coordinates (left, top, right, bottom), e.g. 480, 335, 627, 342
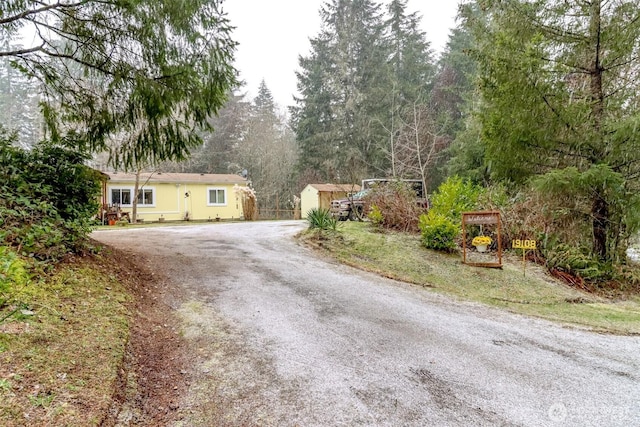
257, 209, 297, 220
257, 194, 300, 220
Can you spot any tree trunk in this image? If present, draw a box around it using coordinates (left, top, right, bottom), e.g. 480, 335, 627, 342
592, 193, 608, 260
589, 1, 603, 136
132, 169, 140, 223
589, 1, 608, 260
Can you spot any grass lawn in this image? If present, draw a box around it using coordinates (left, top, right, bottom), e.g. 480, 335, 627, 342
301, 221, 640, 335
0, 256, 131, 426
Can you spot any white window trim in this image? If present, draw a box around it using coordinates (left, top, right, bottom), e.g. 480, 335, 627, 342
136, 187, 156, 207
109, 186, 156, 207
207, 187, 227, 206
109, 186, 134, 207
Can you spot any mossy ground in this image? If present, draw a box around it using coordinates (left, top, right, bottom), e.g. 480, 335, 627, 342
0, 256, 131, 426
301, 221, 640, 335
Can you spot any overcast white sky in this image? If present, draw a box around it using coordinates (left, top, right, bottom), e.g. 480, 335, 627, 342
222, 0, 461, 109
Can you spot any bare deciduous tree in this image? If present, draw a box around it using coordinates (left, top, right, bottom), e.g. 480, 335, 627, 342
393, 103, 450, 191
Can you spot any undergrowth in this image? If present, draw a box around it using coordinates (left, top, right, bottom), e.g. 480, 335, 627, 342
365, 181, 427, 232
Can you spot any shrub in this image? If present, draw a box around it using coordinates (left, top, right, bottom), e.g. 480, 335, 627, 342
418, 176, 482, 251
429, 176, 482, 221
306, 208, 339, 231
0, 128, 102, 261
533, 165, 640, 263
613, 264, 640, 294
419, 212, 459, 252
0, 246, 27, 293
476, 182, 512, 211
365, 181, 427, 232
543, 243, 613, 283
481, 188, 539, 249
234, 185, 258, 220
368, 205, 384, 228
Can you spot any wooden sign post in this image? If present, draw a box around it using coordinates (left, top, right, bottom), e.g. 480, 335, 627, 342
512, 239, 537, 276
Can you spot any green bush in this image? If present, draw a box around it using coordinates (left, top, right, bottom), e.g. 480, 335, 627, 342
0, 127, 102, 261
418, 176, 482, 252
429, 176, 482, 221
368, 204, 384, 228
306, 208, 339, 231
419, 212, 459, 252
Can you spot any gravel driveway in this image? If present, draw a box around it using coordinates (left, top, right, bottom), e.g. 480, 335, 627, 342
93, 221, 640, 426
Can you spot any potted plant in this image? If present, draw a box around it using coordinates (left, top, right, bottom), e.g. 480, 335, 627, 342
472, 235, 492, 253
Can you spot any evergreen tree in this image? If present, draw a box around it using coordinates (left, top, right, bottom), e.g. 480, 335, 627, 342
237, 81, 298, 213
465, 0, 640, 261
293, 0, 389, 182
1, 0, 237, 169
385, 0, 434, 105
432, 22, 477, 136
253, 80, 277, 117
384, 0, 437, 180
0, 41, 42, 148
292, 36, 337, 180
293, 0, 437, 184
436, 6, 487, 183
191, 93, 250, 174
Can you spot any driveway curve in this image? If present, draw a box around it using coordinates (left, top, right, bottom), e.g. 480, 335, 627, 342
93, 221, 640, 427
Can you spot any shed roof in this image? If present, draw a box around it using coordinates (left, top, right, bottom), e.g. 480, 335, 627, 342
104, 172, 247, 185
307, 183, 361, 193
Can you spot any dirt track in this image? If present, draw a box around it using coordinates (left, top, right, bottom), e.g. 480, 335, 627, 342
93, 221, 640, 426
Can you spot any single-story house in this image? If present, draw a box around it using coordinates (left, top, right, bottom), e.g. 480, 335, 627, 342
300, 183, 361, 217
103, 172, 249, 222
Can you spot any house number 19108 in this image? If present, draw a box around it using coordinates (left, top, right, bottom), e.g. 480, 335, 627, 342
512, 239, 537, 250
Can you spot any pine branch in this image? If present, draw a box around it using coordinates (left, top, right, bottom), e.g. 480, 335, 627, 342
0, 0, 92, 26
0, 43, 46, 57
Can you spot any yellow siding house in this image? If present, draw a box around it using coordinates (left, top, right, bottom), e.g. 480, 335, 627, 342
104, 172, 248, 221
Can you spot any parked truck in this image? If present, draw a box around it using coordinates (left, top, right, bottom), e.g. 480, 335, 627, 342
330, 178, 426, 221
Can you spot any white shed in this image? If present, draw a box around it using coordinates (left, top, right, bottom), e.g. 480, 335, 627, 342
300, 183, 361, 217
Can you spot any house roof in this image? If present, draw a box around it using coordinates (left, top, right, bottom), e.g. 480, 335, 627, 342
307, 183, 361, 193
105, 172, 247, 185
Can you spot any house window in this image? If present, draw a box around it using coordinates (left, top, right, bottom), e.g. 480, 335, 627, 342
208, 188, 226, 206
110, 187, 155, 207
137, 188, 155, 206
111, 188, 132, 206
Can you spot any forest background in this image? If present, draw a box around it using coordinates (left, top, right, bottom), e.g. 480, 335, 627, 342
2, 0, 640, 274
3, 2, 640, 424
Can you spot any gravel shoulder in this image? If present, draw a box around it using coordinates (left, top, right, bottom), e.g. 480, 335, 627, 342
93, 221, 640, 426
